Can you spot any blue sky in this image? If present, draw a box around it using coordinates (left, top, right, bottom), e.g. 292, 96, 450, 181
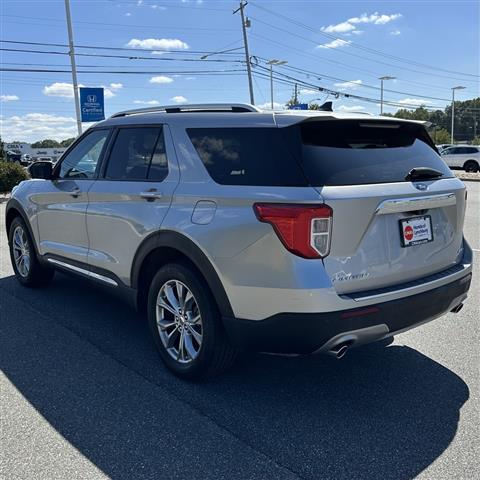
1, 0, 479, 142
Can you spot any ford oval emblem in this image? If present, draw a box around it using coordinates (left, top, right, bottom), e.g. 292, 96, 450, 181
415, 183, 428, 191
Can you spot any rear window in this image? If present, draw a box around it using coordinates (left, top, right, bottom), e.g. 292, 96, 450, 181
298, 120, 453, 186
186, 128, 307, 186
187, 121, 453, 187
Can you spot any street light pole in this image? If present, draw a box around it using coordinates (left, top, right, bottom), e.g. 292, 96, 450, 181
267, 59, 287, 109
64, 0, 82, 135
379, 76, 396, 115
234, 1, 254, 105
451, 86, 466, 144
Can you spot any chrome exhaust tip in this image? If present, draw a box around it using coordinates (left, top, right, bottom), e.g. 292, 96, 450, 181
327, 342, 351, 359
450, 303, 464, 314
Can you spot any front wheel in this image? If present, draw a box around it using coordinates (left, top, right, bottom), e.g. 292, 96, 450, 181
8, 217, 55, 287
147, 262, 237, 380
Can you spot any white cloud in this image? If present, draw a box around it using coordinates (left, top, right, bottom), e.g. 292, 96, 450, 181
185, 76, 196, 81
334, 79, 363, 90
299, 89, 318, 95
322, 21, 356, 34
42, 82, 122, 99
257, 102, 286, 110
170, 96, 187, 103
134, 100, 160, 105
321, 12, 402, 36
127, 38, 189, 50
137, 0, 143, 5
149, 75, 174, 84
352, 30, 364, 35
336, 105, 366, 112
0, 95, 19, 102
42, 82, 77, 98
317, 39, 352, 49
397, 98, 433, 106
0, 113, 79, 143
125, 12, 131, 16
390, 29, 401, 36
150, 4, 166, 10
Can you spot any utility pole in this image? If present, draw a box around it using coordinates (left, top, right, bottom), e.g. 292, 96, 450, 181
379, 76, 395, 115
294, 83, 298, 105
451, 86, 466, 144
64, 0, 82, 135
234, 1, 254, 105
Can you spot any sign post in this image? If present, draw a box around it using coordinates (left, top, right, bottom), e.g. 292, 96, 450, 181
79, 88, 105, 123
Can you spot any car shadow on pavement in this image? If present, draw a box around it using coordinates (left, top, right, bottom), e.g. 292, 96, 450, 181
0, 273, 470, 480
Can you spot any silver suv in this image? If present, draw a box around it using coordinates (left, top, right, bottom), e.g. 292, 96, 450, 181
6, 103, 473, 379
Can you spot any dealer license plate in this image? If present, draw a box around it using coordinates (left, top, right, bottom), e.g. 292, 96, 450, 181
399, 215, 433, 247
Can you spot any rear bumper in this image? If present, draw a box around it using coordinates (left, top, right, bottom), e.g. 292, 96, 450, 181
222, 272, 472, 354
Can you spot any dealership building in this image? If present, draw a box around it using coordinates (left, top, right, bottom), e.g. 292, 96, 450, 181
5, 142, 67, 162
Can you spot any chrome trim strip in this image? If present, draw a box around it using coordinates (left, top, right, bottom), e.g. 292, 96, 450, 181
47, 258, 118, 287
347, 266, 470, 302
376, 193, 456, 215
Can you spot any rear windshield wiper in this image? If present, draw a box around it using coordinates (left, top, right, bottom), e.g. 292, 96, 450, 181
405, 167, 444, 181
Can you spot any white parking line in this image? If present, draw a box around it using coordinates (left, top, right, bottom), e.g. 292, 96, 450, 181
472, 248, 480, 253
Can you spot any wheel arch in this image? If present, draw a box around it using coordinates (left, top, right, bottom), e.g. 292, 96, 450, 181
131, 230, 234, 318
5, 199, 40, 256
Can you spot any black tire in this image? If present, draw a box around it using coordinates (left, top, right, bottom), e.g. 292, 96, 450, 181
464, 160, 479, 173
147, 262, 237, 380
8, 216, 55, 288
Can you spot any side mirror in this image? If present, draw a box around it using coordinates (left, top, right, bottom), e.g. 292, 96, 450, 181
29, 161, 53, 180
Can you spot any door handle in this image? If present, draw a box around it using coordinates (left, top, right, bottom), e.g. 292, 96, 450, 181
140, 188, 163, 201
70, 187, 81, 198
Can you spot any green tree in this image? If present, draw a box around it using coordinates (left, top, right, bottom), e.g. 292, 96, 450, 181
30, 139, 61, 148
60, 138, 76, 147
0, 135, 5, 161
432, 128, 450, 144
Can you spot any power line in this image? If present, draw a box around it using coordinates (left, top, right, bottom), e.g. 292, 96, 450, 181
249, 1, 479, 79
248, 15, 479, 83
2, 14, 236, 32
0, 39, 243, 56
0, 67, 247, 75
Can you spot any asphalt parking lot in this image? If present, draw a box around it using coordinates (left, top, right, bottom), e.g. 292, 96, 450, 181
0, 183, 478, 480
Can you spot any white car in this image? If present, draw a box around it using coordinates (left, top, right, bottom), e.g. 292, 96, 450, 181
441, 146, 480, 172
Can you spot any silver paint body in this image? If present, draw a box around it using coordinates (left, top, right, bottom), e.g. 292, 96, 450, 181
10, 109, 472, 321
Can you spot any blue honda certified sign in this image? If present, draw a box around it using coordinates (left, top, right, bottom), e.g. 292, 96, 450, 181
288, 103, 309, 110
80, 87, 105, 122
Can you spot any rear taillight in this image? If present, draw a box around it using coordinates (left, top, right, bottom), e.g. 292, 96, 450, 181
253, 203, 332, 259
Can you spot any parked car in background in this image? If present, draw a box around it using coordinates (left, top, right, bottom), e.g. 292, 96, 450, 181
5, 151, 22, 164
436, 144, 453, 152
6, 103, 473, 379
21, 154, 33, 167
441, 146, 480, 172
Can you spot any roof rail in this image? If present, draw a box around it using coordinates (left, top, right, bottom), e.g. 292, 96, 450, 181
110, 103, 261, 118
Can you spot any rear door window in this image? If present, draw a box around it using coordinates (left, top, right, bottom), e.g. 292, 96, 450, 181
105, 127, 168, 181
298, 120, 453, 186
187, 127, 307, 186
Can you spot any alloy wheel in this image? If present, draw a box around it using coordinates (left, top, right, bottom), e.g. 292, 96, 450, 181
12, 225, 30, 277
156, 280, 203, 364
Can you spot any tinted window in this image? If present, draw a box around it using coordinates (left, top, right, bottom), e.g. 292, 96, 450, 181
298, 120, 453, 186
106, 127, 168, 181
464, 147, 478, 154
187, 128, 307, 186
58, 129, 109, 179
